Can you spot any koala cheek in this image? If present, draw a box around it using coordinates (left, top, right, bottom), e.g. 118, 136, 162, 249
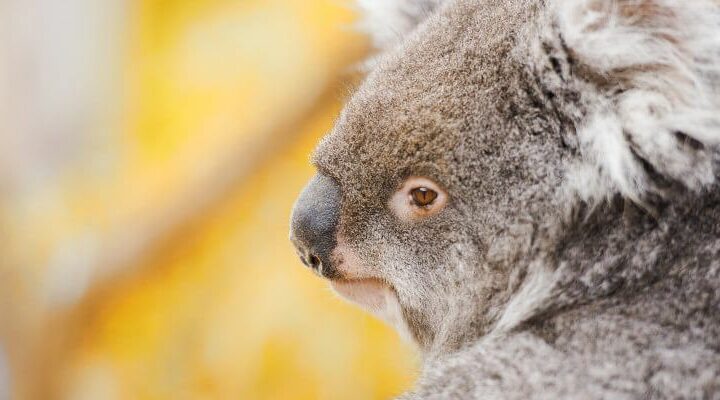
331, 236, 377, 279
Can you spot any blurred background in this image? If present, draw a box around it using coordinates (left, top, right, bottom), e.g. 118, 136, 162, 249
0, 0, 417, 399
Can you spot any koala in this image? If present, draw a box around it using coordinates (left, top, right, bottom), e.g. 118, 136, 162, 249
290, 0, 720, 398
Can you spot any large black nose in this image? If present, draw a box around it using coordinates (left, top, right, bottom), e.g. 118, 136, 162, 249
290, 174, 341, 278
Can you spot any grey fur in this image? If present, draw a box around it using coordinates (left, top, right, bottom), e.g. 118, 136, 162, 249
296, 0, 720, 398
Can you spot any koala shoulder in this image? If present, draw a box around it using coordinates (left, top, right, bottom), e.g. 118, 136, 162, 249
399, 318, 720, 400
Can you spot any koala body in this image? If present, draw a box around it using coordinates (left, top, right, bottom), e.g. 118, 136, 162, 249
291, 1, 720, 398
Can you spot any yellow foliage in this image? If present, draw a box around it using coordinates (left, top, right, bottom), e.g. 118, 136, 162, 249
1, 0, 417, 399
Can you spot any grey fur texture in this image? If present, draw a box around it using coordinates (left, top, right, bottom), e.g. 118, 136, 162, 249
299, 0, 720, 398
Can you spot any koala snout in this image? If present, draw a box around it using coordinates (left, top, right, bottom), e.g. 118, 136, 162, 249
290, 173, 341, 279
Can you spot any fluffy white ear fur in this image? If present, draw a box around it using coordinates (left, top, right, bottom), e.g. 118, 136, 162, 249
354, 0, 443, 51
555, 0, 720, 204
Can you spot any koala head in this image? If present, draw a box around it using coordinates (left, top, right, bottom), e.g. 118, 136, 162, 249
290, 0, 720, 354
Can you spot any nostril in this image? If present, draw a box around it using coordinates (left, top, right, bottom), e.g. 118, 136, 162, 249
293, 243, 322, 272
308, 254, 321, 271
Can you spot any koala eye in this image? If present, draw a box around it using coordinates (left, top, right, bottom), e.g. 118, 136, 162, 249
410, 187, 438, 207
390, 177, 448, 222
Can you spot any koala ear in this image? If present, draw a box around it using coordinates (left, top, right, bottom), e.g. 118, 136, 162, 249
355, 0, 443, 52
553, 0, 720, 204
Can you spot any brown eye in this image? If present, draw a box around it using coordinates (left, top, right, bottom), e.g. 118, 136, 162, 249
390, 177, 447, 222
410, 187, 438, 207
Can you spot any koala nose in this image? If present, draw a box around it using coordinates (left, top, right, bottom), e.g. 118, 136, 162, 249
290, 174, 341, 279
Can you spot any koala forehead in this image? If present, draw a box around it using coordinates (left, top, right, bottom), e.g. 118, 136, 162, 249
314, 81, 462, 200
314, 1, 539, 204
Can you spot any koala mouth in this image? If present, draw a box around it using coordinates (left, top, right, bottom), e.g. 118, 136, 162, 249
329, 278, 393, 312
327, 244, 393, 311
330, 277, 408, 334
324, 244, 412, 340
319, 240, 409, 335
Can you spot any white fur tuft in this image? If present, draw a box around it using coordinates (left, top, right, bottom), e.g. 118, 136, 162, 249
555, 0, 720, 203
492, 261, 558, 335
354, 0, 443, 51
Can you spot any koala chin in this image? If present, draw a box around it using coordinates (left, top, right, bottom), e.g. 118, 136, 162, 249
291, 0, 720, 398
